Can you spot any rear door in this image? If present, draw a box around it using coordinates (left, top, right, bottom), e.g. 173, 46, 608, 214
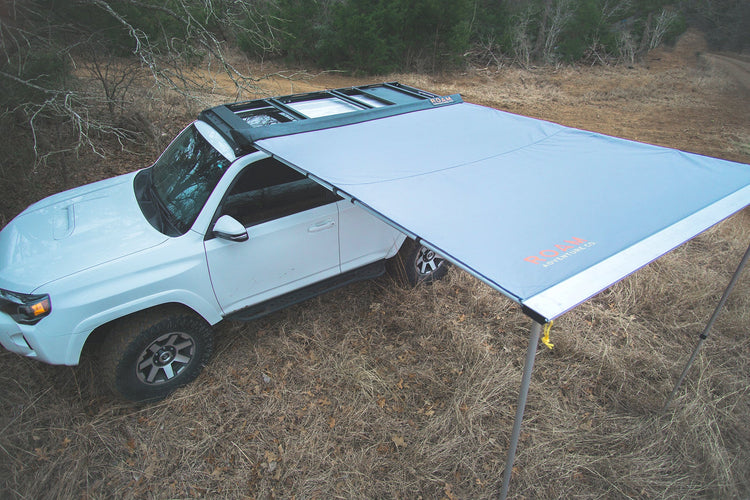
204, 157, 342, 314
337, 202, 405, 272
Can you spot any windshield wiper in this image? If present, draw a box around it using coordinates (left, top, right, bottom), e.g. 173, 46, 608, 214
134, 169, 184, 237
148, 181, 183, 236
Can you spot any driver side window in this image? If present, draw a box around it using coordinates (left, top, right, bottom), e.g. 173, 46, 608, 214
221, 158, 341, 227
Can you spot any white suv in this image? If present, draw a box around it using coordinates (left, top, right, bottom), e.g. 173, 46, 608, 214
0, 83, 449, 401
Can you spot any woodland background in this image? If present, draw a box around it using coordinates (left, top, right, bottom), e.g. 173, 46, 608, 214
1, 0, 748, 200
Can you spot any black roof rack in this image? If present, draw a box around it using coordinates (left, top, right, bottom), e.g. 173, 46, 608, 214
197, 82, 462, 156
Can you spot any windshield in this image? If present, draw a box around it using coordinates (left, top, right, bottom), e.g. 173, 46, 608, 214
150, 124, 232, 233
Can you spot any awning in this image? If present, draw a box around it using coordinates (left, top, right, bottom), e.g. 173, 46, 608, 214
256, 102, 750, 322
256, 98, 750, 499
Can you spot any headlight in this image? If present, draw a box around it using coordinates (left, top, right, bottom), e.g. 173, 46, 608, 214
0, 289, 51, 325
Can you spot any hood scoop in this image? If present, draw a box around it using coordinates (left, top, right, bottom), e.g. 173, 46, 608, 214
53, 205, 75, 240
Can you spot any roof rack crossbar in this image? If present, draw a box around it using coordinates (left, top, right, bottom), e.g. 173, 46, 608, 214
347, 87, 395, 106
382, 82, 437, 99
266, 98, 309, 120
328, 89, 375, 109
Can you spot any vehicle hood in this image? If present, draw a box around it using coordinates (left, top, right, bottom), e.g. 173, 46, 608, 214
0, 172, 169, 293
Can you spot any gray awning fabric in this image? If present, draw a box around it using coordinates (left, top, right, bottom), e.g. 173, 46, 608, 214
257, 102, 750, 321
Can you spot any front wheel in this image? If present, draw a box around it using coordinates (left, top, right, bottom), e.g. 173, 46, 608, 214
388, 239, 450, 286
99, 308, 213, 402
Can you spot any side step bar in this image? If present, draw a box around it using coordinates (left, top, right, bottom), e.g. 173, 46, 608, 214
225, 260, 386, 322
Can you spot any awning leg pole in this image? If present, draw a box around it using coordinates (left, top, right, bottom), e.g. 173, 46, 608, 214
500, 320, 542, 500
663, 239, 750, 411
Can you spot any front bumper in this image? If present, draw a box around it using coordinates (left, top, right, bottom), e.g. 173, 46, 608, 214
0, 312, 78, 365
0, 312, 34, 356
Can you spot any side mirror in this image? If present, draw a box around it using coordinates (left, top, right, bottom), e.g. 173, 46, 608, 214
213, 215, 249, 242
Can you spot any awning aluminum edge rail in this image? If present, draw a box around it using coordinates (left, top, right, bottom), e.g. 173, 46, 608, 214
521, 185, 750, 321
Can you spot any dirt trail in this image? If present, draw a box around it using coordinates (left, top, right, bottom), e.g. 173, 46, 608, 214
704, 53, 750, 92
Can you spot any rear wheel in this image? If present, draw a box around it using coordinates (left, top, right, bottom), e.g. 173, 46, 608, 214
99, 308, 213, 402
388, 239, 450, 286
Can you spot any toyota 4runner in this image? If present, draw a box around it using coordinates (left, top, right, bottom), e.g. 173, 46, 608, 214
0, 83, 450, 401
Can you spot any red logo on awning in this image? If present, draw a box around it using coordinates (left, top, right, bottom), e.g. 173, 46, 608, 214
525, 237, 595, 266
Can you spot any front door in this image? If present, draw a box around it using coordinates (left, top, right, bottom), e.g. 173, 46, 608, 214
204, 158, 342, 314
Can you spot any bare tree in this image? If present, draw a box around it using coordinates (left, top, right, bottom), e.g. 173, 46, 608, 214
648, 8, 679, 50
83, 0, 276, 99
511, 7, 534, 68
584, 0, 633, 65
83, 44, 141, 117
0, 0, 284, 174
636, 7, 679, 59
471, 33, 506, 70
0, 1, 133, 173
601, 0, 631, 25
541, 0, 574, 64
638, 11, 654, 56
616, 30, 637, 65
0, 69, 132, 173
533, 0, 551, 60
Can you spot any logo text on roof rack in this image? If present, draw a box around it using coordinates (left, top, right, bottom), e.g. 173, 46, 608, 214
430, 96, 454, 106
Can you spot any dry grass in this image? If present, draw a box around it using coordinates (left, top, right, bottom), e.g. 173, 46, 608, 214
2, 31, 750, 499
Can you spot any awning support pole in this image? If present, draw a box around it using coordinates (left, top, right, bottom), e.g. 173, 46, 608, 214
663, 239, 750, 411
500, 320, 542, 500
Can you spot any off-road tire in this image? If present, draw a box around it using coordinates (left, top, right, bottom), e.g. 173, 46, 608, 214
388, 239, 450, 286
99, 307, 213, 402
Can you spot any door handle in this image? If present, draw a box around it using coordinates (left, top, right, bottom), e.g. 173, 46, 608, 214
308, 219, 335, 232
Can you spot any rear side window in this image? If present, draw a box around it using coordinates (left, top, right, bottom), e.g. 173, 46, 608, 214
220, 158, 341, 227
